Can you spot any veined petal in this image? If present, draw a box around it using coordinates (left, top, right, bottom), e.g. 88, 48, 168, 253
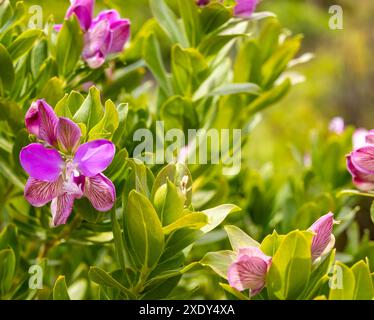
108, 19, 130, 54
57, 117, 82, 154
92, 9, 121, 26
350, 146, 374, 174
228, 256, 268, 294
74, 140, 115, 177
84, 173, 115, 211
347, 155, 374, 191
238, 247, 272, 266
51, 193, 75, 227
83, 19, 111, 59
234, 0, 258, 17
20, 143, 64, 182
309, 212, 335, 261
24, 177, 63, 207
66, 0, 94, 31
25, 100, 58, 145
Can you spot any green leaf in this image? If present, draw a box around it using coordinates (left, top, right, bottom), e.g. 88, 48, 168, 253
0, 158, 25, 190
247, 79, 291, 115
351, 260, 374, 300
219, 283, 249, 300
209, 83, 261, 97
303, 250, 335, 299
161, 95, 198, 133
73, 86, 104, 134
370, 201, 374, 225
199, 34, 245, 58
0, 248, 16, 296
0, 1, 25, 34
200, 2, 232, 34
201, 204, 241, 233
234, 40, 261, 83
171, 45, 207, 95
38, 77, 65, 106
224, 225, 260, 251
88, 99, 119, 140
152, 163, 193, 206
143, 33, 173, 95
8, 29, 43, 61
163, 212, 208, 235
261, 35, 302, 88
53, 276, 71, 300
153, 179, 186, 226
329, 262, 355, 300
267, 230, 313, 300
149, 0, 188, 46
125, 190, 164, 269
89, 267, 136, 299
56, 15, 83, 77
260, 231, 285, 257
178, 0, 201, 47
200, 250, 236, 279
0, 43, 14, 92
55, 90, 85, 117
110, 208, 127, 274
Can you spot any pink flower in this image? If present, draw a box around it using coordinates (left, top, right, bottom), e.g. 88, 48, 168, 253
56, 1, 130, 69
20, 100, 116, 227
196, 0, 258, 18
347, 129, 374, 191
308, 213, 335, 261
83, 10, 130, 69
233, 0, 258, 18
227, 247, 271, 295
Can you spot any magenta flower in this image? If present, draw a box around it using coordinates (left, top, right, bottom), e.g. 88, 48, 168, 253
347, 129, 374, 191
83, 10, 130, 69
196, 0, 258, 17
308, 213, 335, 261
20, 100, 116, 227
66, 0, 95, 31
56, 1, 130, 69
234, 0, 258, 17
227, 247, 271, 295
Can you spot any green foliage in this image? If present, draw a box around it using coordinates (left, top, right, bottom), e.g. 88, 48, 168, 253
0, 0, 372, 301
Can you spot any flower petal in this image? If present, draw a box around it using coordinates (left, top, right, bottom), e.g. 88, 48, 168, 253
108, 19, 130, 54
309, 212, 335, 261
228, 255, 268, 294
24, 177, 63, 207
83, 19, 111, 59
51, 193, 75, 227
92, 9, 121, 26
20, 143, 64, 182
66, 0, 94, 31
25, 100, 58, 145
234, 0, 258, 18
352, 128, 369, 149
57, 117, 82, 154
84, 173, 116, 211
238, 247, 272, 266
347, 155, 374, 191
350, 146, 374, 174
84, 51, 106, 69
74, 140, 115, 177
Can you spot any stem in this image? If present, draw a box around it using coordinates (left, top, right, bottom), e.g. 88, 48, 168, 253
37, 214, 83, 261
